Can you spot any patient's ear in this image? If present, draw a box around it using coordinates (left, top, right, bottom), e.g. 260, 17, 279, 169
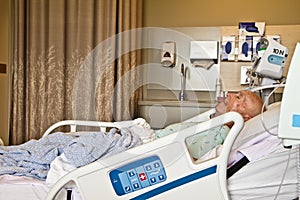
243, 114, 251, 122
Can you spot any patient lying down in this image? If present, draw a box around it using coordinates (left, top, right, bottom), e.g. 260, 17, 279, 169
155, 90, 265, 160
47, 90, 267, 189
0, 90, 264, 184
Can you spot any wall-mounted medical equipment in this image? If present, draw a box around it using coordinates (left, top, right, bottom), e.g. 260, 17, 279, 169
253, 38, 288, 81
161, 41, 176, 67
190, 41, 219, 69
243, 37, 288, 88
278, 42, 300, 147
244, 37, 288, 104
252, 35, 281, 59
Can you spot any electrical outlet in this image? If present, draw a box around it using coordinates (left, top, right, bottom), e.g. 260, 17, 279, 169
240, 66, 252, 85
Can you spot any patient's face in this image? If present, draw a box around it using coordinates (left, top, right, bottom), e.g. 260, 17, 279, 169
215, 90, 263, 121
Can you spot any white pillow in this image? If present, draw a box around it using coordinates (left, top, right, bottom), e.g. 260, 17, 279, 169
232, 102, 281, 149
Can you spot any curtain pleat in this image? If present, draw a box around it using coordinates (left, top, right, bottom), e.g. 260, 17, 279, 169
10, 0, 142, 145
113, 0, 143, 121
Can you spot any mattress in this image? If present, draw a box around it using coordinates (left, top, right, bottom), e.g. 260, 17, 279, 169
0, 175, 72, 200
0, 175, 48, 200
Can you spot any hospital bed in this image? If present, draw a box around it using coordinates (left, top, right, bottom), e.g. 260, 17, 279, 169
44, 42, 300, 199
2, 42, 300, 199
41, 101, 296, 200
0, 100, 296, 200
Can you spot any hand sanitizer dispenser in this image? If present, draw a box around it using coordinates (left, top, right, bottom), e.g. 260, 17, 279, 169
161, 41, 176, 67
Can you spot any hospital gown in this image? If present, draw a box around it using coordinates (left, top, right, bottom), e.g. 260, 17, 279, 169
155, 123, 230, 159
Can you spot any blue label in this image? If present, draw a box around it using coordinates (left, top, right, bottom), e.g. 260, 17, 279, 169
292, 114, 300, 128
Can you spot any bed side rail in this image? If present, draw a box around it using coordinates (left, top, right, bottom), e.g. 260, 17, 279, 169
42, 120, 120, 137
46, 112, 244, 200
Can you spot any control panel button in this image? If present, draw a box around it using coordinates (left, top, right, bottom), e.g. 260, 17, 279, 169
127, 171, 135, 177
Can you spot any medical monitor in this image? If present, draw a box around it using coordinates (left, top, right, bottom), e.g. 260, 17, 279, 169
278, 42, 300, 146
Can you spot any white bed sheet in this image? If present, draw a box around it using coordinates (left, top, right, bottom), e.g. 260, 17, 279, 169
0, 175, 49, 200
227, 102, 298, 199
196, 101, 298, 199
0, 174, 75, 200
228, 145, 298, 200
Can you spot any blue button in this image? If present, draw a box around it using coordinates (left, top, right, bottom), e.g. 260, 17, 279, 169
128, 171, 135, 177
158, 174, 165, 180
133, 183, 140, 189
153, 162, 160, 168
124, 186, 132, 193
150, 177, 156, 183
145, 165, 152, 171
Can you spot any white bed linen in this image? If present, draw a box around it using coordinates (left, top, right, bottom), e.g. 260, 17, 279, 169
196, 101, 298, 199
0, 174, 77, 200
0, 175, 49, 200
226, 102, 298, 199
228, 145, 298, 200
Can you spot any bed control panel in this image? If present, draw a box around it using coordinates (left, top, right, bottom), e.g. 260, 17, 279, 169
109, 155, 167, 196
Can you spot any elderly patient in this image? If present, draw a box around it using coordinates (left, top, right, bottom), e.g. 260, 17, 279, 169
155, 90, 265, 160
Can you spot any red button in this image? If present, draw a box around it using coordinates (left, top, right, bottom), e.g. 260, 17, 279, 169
139, 173, 147, 181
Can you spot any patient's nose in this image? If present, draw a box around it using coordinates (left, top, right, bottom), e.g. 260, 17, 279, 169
227, 93, 235, 97
217, 97, 224, 103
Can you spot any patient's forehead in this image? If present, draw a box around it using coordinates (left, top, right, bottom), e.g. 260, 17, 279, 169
241, 91, 258, 100
241, 91, 263, 108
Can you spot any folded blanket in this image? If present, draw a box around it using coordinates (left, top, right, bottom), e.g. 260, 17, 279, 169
0, 128, 142, 180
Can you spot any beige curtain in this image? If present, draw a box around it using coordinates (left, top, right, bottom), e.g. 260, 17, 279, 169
10, 0, 142, 145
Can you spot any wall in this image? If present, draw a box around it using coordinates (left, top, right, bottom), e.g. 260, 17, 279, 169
0, 1, 299, 141
143, 0, 300, 27
144, 27, 220, 93
142, 1, 300, 92
141, 25, 300, 102
0, 0, 9, 145
220, 25, 300, 91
